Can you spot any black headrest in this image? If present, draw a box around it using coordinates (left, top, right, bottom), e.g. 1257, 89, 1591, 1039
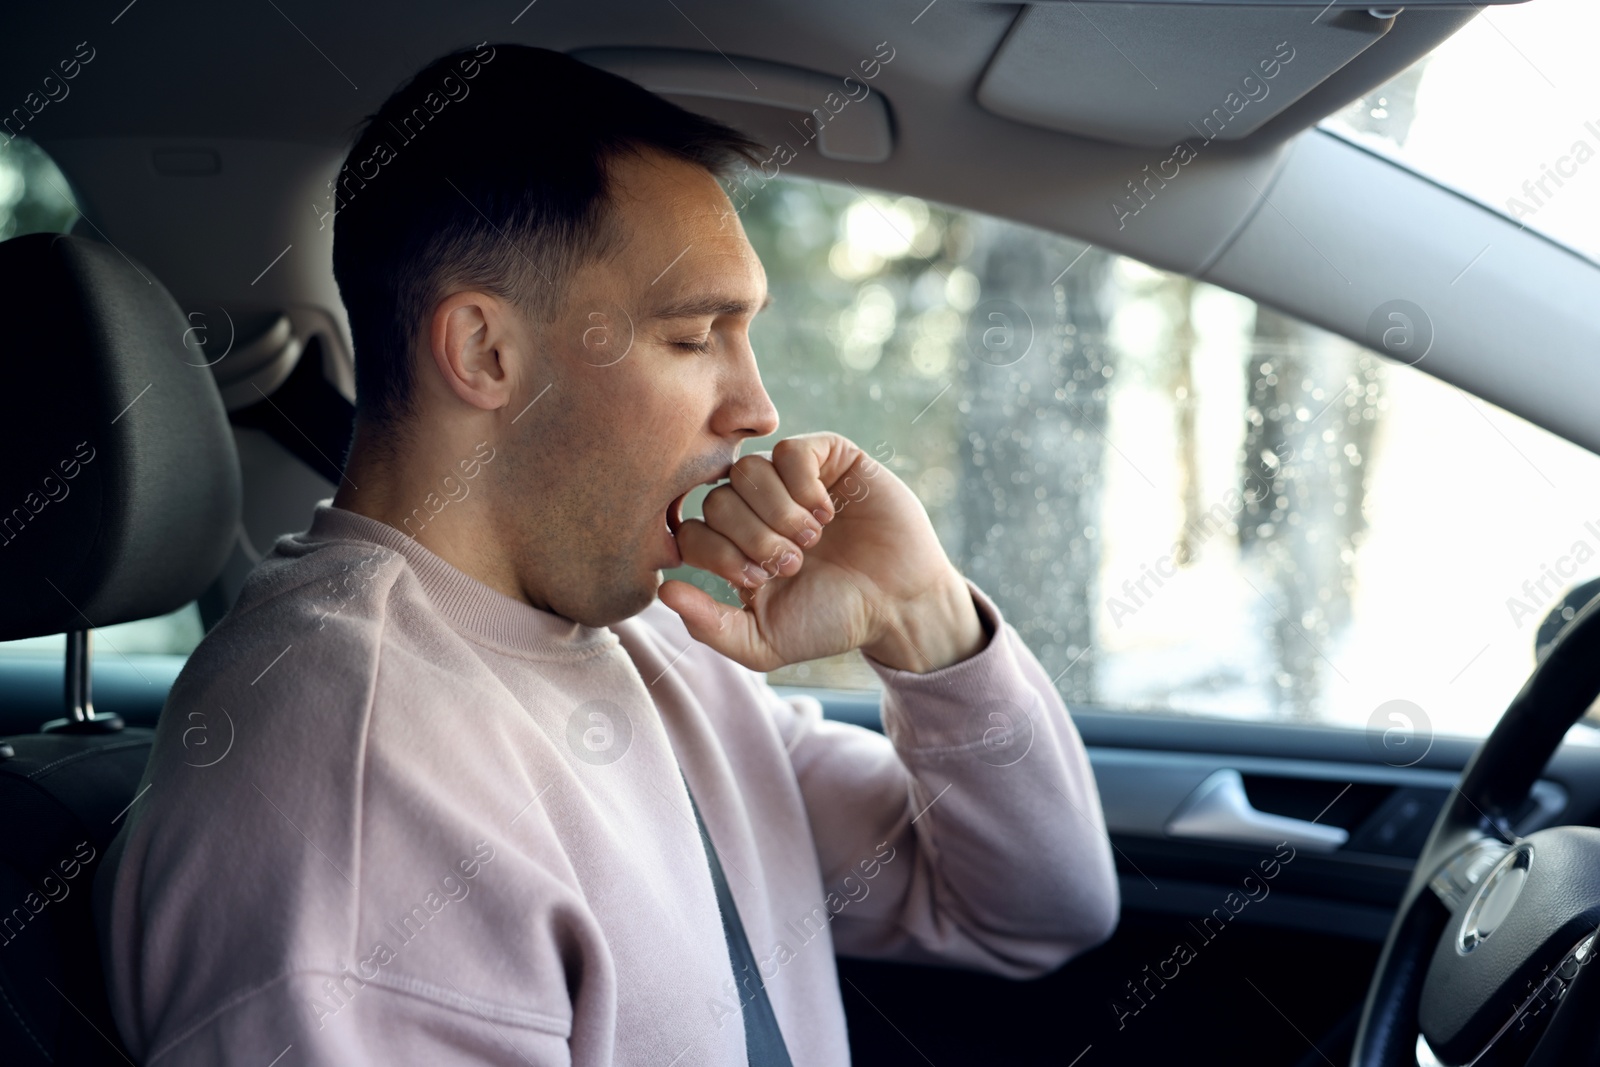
0, 233, 240, 641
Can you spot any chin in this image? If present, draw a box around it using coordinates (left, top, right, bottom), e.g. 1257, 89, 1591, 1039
561, 575, 659, 629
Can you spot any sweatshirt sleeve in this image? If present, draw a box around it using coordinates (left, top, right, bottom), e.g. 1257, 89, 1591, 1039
771, 579, 1119, 978
139, 971, 575, 1067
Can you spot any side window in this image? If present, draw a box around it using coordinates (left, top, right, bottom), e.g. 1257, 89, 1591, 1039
0, 603, 207, 658
0, 136, 79, 240
665, 177, 1600, 739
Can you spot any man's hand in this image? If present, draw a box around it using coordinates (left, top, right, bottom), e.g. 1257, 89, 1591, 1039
657, 432, 987, 673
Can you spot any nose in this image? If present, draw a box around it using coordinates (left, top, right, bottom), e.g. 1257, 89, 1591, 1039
715, 343, 779, 442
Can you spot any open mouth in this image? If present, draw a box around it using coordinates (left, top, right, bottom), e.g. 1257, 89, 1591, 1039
666, 490, 689, 537
665, 465, 731, 539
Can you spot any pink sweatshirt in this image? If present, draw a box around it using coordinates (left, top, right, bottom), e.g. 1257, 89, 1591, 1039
96, 502, 1118, 1065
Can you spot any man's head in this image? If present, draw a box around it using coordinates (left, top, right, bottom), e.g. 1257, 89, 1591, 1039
332, 45, 781, 626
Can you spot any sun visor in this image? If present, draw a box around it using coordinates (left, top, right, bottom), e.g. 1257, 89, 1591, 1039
976, 4, 1394, 148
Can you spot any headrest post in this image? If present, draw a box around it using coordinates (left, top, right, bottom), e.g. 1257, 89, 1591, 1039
65, 629, 93, 723
42, 629, 123, 735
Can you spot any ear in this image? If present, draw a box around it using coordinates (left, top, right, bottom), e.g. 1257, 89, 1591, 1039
426, 291, 518, 412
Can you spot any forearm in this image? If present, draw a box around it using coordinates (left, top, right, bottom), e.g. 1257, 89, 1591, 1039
859, 582, 1120, 971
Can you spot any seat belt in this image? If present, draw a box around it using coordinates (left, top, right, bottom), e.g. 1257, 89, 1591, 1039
682, 782, 795, 1067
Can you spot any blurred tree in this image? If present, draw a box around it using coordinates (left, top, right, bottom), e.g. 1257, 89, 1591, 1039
1238, 312, 1381, 718
1169, 278, 1203, 565
959, 218, 1115, 705
1234, 62, 1418, 718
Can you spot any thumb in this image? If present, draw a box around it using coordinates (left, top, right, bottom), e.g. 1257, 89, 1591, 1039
657, 580, 774, 670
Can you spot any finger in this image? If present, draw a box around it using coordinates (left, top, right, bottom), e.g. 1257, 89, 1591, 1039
770, 433, 864, 524
701, 484, 805, 578
675, 517, 789, 590
726, 454, 824, 549
657, 580, 776, 670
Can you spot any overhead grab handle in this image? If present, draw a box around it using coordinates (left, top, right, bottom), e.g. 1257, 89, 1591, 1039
570, 47, 895, 164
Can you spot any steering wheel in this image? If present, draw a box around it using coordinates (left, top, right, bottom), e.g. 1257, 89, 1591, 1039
1352, 592, 1600, 1066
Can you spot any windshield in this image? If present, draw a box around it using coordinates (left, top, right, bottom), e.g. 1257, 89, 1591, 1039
1320, 0, 1600, 263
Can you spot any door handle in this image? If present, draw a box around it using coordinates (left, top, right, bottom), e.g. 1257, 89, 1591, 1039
1165, 769, 1348, 852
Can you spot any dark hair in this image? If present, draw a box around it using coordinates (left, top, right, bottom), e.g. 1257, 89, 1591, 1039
331, 44, 762, 434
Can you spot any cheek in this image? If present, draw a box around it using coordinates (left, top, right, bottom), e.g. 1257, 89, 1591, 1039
618, 365, 714, 453
556, 354, 718, 522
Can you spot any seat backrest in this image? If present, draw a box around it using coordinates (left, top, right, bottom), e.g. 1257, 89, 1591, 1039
0, 232, 243, 1064
0, 732, 153, 1066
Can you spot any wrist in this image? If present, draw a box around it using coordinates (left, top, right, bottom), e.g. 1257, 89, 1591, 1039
862, 570, 988, 673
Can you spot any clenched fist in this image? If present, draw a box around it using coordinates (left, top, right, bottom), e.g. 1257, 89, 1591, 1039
657, 432, 988, 673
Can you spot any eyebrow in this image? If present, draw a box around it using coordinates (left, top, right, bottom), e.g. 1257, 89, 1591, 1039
643, 292, 774, 321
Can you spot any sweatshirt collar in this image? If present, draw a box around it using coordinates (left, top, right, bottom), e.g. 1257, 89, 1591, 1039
300, 500, 617, 658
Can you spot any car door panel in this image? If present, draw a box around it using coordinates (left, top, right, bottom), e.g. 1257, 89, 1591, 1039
796, 690, 1600, 1066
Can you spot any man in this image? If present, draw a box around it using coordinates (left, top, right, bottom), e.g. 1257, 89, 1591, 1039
98, 43, 1117, 1065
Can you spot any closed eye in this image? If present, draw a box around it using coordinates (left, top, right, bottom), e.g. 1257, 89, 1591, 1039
671, 338, 712, 354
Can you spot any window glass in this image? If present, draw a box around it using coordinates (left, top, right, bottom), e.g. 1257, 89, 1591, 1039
0, 603, 206, 658
663, 176, 1600, 738
0, 136, 79, 240
1320, 0, 1600, 263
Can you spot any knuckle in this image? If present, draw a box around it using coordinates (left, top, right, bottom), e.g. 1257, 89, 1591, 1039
702, 486, 735, 519
782, 504, 816, 534
709, 548, 745, 579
